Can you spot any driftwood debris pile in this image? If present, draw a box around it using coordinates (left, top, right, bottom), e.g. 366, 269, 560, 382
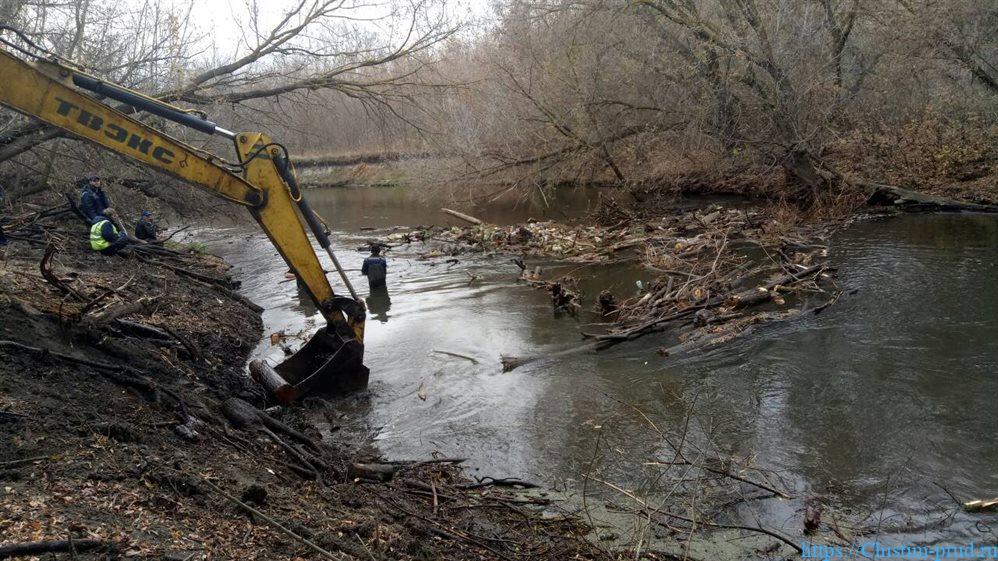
493, 205, 842, 368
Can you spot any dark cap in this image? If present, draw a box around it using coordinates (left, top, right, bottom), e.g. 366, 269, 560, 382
85, 172, 100, 181
141, 210, 152, 217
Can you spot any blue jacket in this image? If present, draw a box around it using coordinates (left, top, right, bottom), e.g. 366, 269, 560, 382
80, 186, 110, 221
362, 256, 387, 275
134, 218, 157, 240
362, 256, 387, 287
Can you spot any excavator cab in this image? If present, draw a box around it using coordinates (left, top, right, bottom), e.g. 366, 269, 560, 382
0, 42, 368, 401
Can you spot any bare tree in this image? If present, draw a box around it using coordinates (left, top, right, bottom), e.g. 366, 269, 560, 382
0, 0, 459, 165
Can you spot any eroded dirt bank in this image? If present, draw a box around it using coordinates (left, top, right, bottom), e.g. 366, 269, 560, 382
0, 200, 609, 560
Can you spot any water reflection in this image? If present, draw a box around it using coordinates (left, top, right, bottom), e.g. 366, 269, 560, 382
293, 279, 319, 316
209, 207, 998, 543
366, 285, 392, 323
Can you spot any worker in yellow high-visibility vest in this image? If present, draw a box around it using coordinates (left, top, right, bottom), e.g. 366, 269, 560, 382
90, 208, 138, 256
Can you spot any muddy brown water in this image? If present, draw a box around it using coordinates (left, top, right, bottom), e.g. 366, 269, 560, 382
204, 187, 998, 545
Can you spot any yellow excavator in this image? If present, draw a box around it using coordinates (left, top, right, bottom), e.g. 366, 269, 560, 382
0, 30, 368, 399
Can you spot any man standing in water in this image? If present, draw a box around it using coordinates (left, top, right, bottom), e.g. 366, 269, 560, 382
361, 245, 387, 289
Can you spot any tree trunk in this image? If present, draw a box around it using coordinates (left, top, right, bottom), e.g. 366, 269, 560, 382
783, 148, 831, 206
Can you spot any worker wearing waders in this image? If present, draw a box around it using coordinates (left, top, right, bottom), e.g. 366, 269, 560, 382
361, 245, 387, 289
90, 209, 137, 256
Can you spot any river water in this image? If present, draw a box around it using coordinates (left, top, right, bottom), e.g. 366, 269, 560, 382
207, 187, 998, 545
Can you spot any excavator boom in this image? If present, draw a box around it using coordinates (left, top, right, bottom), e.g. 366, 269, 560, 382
0, 47, 367, 398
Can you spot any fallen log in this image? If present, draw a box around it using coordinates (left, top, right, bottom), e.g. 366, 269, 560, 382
198, 476, 340, 560
0, 539, 106, 559
866, 183, 998, 213
249, 359, 298, 405
135, 255, 232, 287
39, 244, 86, 301
88, 296, 157, 325
441, 208, 483, 225
210, 282, 263, 313
349, 462, 397, 482
0, 455, 51, 468
136, 255, 263, 313
163, 325, 204, 363
221, 398, 324, 478
0, 340, 185, 411
0, 411, 34, 424
114, 319, 172, 341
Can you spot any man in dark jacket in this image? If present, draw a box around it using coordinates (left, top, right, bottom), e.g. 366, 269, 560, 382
361, 245, 387, 288
134, 210, 158, 241
79, 173, 110, 222
90, 209, 135, 256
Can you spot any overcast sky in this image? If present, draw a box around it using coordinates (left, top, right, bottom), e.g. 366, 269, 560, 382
168, 0, 494, 59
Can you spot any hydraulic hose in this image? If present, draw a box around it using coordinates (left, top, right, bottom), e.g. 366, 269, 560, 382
274, 154, 359, 301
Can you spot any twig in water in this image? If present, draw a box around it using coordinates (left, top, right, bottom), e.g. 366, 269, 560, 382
431, 349, 479, 364
596, 477, 798, 550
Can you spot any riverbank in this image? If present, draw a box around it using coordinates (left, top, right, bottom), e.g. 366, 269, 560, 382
294, 140, 997, 208
0, 195, 615, 560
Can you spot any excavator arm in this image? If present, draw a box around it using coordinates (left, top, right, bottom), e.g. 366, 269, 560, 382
0, 47, 367, 396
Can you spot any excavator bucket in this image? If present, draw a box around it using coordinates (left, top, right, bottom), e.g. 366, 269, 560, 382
251, 295, 368, 404
249, 300, 368, 404
275, 296, 369, 398
276, 327, 368, 396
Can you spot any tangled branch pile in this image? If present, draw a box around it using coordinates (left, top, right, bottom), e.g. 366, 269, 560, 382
381, 203, 843, 359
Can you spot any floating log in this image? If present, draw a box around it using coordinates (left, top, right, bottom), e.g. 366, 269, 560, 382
964, 498, 998, 513
441, 208, 483, 225
249, 359, 298, 405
